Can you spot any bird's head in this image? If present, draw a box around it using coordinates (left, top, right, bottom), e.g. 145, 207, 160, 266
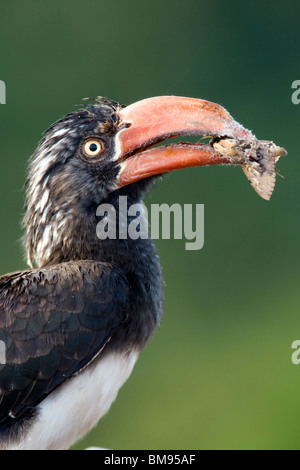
23, 95, 285, 268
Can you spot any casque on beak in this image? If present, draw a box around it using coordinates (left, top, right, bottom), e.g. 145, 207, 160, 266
114, 96, 286, 200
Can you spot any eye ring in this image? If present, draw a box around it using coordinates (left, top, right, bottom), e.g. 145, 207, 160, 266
82, 139, 104, 158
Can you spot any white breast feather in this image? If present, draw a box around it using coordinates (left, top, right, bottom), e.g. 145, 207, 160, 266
4, 351, 139, 450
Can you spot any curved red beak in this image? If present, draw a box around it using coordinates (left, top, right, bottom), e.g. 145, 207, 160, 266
114, 96, 286, 200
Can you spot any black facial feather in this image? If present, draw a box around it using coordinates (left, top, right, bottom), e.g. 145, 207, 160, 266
23, 104, 122, 267
23, 102, 161, 271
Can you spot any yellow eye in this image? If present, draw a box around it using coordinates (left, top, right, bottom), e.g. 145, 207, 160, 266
83, 139, 103, 157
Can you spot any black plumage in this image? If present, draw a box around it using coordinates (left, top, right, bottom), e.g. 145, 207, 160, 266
0, 99, 163, 449
0, 262, 129, 432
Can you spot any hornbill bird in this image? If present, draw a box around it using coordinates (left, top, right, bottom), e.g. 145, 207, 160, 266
0, 96, 285, 450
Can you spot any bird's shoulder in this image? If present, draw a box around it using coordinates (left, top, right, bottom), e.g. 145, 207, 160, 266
0, 260, 129, 429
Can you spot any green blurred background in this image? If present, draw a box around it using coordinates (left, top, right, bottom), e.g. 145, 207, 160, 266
0, 0, 299, 450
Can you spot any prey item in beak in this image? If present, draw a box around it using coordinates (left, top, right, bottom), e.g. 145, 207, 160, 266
114, 96, 286, 200
212, 137, 287, 200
